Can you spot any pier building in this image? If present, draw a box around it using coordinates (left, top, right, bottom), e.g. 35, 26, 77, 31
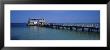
28, 18, 46, 26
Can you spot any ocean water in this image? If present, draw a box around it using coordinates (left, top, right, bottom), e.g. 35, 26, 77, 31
11, 23, 100, 40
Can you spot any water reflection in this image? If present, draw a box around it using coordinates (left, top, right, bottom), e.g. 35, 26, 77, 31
28, 26, 46, 34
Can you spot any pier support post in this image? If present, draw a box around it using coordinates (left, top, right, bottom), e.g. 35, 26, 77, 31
82, 27, 84, 32
70, 26, 73, 30
75, 27, 78, 31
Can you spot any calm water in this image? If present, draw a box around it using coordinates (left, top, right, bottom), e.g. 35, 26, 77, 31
11, 23, 100, 40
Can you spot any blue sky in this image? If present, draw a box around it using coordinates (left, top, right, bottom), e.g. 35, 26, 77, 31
11, 10, 100, 23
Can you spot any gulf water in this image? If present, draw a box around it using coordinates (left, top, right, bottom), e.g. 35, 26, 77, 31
11, 23, 100, 40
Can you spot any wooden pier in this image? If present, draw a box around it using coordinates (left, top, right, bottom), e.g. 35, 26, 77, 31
42, 23, 100, 32
27, 18, 100, 32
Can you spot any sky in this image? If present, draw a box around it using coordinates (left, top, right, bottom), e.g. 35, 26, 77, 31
11, 10, 100, 23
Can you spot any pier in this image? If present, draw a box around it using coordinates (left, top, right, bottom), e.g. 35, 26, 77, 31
43, 23, 100, 32
27, 18, 100, 32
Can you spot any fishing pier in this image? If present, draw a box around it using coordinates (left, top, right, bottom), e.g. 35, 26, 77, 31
44, 23, 99, 32
27, 18, 100, 32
